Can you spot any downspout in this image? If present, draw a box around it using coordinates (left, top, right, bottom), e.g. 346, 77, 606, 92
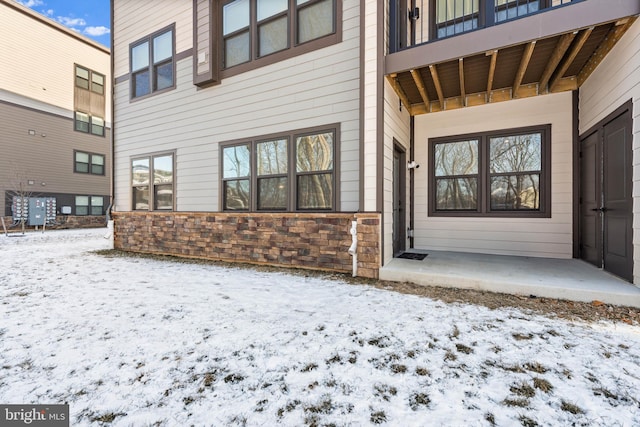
348, 220, 358, 277
409, 115, 415, 249
105, 0, 115, 246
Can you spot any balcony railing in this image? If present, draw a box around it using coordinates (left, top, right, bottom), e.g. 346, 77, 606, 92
390, 0, 577, 53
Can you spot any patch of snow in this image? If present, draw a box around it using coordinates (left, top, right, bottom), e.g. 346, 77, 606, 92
1, 228, 639, 426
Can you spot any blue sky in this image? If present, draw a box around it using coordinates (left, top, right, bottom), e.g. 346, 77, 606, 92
15, 0, 110, 48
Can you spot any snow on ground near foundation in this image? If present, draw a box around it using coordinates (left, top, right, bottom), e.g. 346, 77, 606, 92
1, 228, 639, 426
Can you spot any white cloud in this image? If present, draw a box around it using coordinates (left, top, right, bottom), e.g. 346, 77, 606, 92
15, 0, 44, 7
44, 9, 54, 16
84, 26, 110, 37
57, 16, 86, 27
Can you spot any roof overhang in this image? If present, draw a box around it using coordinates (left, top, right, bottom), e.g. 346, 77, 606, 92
385, 0, 640, 115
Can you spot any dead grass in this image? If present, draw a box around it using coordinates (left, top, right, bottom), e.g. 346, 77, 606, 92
510, 381, 536, 398
560, 400, 584, 414
533, 377, 553, 393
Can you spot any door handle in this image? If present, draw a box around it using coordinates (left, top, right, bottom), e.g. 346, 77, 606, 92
590, 207, 608, 212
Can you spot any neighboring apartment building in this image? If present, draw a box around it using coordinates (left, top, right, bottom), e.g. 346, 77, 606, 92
111, 0, 640, 288
0, 0, 111, 225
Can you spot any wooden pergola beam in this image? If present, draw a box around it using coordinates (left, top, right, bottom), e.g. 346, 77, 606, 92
410, 69, 430, 110
429, 64, 445, 110
386, 73, 413, 114
539, 32, 576, 93
578, 17, 636, 86
513, 41, 536, 98
549, 27, 593, 93
458, 58, 466, 106
486, 50, 498, 101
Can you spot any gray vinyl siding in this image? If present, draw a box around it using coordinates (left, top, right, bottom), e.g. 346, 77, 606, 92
0, 100, 110, 215
113, 0, 360, 213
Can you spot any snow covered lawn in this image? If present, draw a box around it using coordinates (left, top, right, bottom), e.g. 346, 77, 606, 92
1, 228, 639, 426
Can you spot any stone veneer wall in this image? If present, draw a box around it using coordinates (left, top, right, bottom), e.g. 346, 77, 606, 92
112, 212, 381, 278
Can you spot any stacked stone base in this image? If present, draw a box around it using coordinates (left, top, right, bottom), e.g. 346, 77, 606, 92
112, 212, 381, 278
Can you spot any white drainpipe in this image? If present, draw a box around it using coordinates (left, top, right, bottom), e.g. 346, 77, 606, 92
348, 220, 358, 277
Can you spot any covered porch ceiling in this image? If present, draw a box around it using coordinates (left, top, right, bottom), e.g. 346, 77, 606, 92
386, 15, 637, 116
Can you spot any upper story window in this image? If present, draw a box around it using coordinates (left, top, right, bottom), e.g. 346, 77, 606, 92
130, 25, 175, 99
74, 64, 106, 136
132, 153, 175, 210
429, 125, 550, 217
221, 125, 337, 211
76, 65, 105, 94
220, 0, 339, 75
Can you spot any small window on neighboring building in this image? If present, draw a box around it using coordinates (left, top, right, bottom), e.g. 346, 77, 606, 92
91, 116, 105, 136
91, 72, 105, 94
75, 66, 90, 89
130, 25, 175, 99
75, 195, 104, 215
132, 153, 174, 210
75, 112, 105, 137
75, 112, 90, 132
75, 151, 105, 175
75, 196, 89, 215
91, 196, 104, 215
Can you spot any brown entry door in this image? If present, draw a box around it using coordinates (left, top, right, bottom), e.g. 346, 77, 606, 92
580, 106, 633, 282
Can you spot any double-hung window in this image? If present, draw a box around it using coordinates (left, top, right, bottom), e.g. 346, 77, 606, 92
74, 151, 105, 176
221, 126, 337, 211
75, 196, 104, 215
429, 125, 550, 217
131, 25, 175, 99
132, 153, 175, 210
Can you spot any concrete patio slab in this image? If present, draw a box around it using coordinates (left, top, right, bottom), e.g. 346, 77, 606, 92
379, 250, 640, 308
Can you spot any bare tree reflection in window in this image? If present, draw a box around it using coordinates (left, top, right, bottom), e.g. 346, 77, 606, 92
490, 133, 541, 210
434, 140, 478, 210
257, 139, 287, 209
223, 145, 250, 210
296, 132, 333, 209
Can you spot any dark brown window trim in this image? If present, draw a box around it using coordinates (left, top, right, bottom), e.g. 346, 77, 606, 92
219, 0, 342, 80
129, 23, 177, 102
428, 124, 551, 218
219, 123, 340, 212
130, 151, 176, 211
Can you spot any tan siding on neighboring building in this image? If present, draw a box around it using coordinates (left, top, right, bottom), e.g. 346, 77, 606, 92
0, 101, 110, 215
0, 0, 110, 122
413, 91, 574, 259
0, 0, 111, 219
113, 0, 361, 213
579, 19, 640, 285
